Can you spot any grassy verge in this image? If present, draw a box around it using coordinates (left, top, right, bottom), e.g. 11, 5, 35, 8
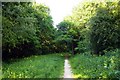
2, 53, 65, 78
69, 49, 120, 78
0, 65, 2, 80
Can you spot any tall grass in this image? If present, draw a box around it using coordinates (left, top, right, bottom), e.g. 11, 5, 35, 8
2, 53, 65, 78
69, 49, 120, 78
0, 66, 2, 80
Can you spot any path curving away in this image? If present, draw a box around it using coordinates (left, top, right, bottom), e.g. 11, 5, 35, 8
63, 59, 73, 78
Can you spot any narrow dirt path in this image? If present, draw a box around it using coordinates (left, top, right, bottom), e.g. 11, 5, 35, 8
63, 59, 73, 78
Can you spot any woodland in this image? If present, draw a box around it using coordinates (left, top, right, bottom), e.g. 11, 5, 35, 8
1, 1, 120, 78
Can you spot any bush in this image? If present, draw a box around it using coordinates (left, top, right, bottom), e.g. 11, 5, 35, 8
69, 49, 120, 78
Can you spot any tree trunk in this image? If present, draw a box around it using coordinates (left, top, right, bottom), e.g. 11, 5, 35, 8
72, 41, 74, 55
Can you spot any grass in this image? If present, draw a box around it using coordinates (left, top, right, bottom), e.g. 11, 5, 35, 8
69, 49, 120, 79
0, 65, 2, 80
2, 53, 65, 78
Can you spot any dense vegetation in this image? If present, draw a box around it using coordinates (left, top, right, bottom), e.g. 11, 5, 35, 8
57, 1, 120, 55
2, 0, 120, 79
70, 49, 120, 78
2, 2, 69, 61
2, 2, 65, 60
3, 54, 64, 78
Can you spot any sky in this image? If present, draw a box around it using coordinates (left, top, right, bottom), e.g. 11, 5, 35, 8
35, 0, 83, 27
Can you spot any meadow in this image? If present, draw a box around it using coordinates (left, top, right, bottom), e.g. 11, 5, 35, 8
69, 49, 120, 78
2, 53, 65, 78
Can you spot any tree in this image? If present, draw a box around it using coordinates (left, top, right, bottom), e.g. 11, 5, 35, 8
55, 20, 80, 55
89, 1, 120, 55
60, 2, 99, 54
2, 2, 55, 60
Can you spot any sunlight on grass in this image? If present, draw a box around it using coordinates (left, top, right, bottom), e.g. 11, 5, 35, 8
73, 74, 89, 78
2, 53, 65, 78
70, 49, 120, 78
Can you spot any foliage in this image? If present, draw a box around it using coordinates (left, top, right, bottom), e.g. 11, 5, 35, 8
56, 20, 81, 54
58, 2, 100, 54
2, 53, 64, 78
3, 1, 120, 58
60, 1, 120, 55
2, 2, 55, 59
89, 2, 120, 54
69, 49, 120, 78
2, 1, 120, 79
54, 21, 73, 53
0, 66, 1, 80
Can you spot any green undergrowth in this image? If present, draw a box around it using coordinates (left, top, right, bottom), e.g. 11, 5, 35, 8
69, 49, 120, 79
2, 53, 65, 78
0, 65, 2, 80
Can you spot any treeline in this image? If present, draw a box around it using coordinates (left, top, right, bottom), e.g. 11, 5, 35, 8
56, 1, 120, 55
2, 1, 120, 60
2, 2, 66, 60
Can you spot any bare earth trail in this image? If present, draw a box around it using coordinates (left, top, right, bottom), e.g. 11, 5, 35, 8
63, 59, 73, 78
